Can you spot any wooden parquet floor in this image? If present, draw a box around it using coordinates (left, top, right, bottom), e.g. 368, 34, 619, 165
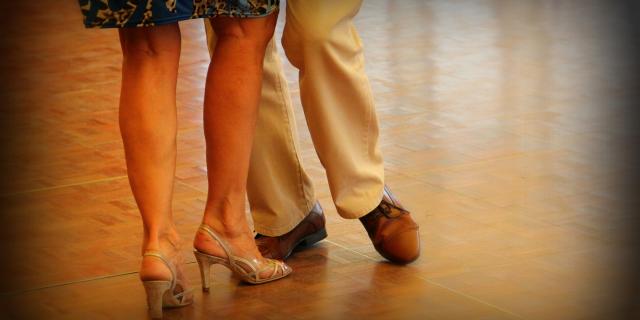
0, 0, 638, 319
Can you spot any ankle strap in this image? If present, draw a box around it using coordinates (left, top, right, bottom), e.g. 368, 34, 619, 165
198, 224, 235, 263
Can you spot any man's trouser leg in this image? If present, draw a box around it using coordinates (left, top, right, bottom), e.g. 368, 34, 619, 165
282, 0, 385, 219
205, 21, 316, 237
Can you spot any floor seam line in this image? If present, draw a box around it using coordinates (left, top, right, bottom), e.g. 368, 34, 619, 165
324, 239, 379, 261
326, 239, 525, 319
0, 175, 128, 197
420, 276, 527, 319
2, 261, 198, 296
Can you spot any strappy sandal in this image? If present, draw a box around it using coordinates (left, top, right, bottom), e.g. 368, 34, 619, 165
193, 224, 292, 290
141, 251, 193, 318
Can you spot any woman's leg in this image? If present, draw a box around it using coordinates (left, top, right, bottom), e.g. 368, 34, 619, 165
118, 24, 189, 287
194, 14, 279, 261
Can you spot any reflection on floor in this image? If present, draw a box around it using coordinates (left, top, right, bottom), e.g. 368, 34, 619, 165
1, 0, 637, 319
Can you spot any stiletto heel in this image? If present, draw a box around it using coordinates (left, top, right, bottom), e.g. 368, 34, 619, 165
194, 251, 214, 291
193, 224, 292, 288
143, 281, 172, 318
141, 251, 193, 318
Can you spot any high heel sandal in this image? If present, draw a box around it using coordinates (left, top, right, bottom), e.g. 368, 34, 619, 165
193, 224, 292, 290
141, 251, 193, 318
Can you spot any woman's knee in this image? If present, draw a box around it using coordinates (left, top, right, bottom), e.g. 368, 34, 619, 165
119, 24, 181, 60
211, 14, 277, 48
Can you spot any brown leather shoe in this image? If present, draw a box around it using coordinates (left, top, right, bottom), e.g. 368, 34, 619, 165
359, 185, 420, 264
255, 202, 327, 260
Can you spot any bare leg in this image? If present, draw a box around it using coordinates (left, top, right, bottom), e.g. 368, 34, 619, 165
118, 24, 190, 290
193, 14, 281, 265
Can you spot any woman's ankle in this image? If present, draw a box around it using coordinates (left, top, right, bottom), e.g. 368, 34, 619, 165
142, 225, 182, 254
201, 218, 249, 238
195, 213, 263, 258
201, 203, 252, 239
140, 226, 184, 281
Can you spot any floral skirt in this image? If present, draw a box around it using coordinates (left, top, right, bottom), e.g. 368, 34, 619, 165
79, 0, 279, 28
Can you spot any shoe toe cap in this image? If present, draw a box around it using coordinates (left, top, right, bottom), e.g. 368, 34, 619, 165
379, 228, 420, 264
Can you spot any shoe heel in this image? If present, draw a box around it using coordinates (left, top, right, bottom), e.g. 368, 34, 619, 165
142, 280, 171, 319
194, 251, 214, 292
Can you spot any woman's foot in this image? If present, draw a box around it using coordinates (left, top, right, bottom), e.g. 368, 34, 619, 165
193, 219, 260, 258
193, 219, 291, 281
140, 228, 192, 299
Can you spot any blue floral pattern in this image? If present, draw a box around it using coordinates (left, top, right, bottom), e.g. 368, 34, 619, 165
79, 0, 278, 28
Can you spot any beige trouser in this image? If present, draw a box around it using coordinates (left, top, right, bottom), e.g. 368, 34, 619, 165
205, 0, 384, 236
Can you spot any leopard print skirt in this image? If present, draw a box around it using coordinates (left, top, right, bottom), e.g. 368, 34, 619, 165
79, 0, 279, 28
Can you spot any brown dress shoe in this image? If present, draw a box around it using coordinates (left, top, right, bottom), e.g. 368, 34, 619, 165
255, 202, 327, 260
359, 185, 420, 264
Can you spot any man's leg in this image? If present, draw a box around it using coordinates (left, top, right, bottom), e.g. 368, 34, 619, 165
282, 0, 420, 263
282, 0, 385, 219
204, 21, 316, 237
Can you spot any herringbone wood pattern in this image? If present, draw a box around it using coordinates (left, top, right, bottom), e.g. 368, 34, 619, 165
0, 1, 637, 319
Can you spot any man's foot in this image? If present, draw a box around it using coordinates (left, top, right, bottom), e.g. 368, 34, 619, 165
255, 202, 327, 260
359, 185, 420, 264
